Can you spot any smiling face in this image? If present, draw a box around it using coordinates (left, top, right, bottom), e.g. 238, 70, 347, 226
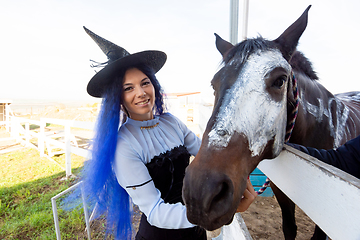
122, 68, 155, 121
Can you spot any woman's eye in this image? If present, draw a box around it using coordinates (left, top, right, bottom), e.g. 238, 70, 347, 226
124, 86, 132, 92
272, 77, 286, 89
142, 81, 151, 86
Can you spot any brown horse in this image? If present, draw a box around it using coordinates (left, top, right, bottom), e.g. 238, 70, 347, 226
182, 5, 360, 240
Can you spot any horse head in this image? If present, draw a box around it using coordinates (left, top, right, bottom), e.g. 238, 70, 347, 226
183, 6, 311, 230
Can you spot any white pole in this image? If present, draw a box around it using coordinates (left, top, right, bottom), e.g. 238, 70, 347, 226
65, 123, 72, 177
81, 184, 92, 240
5, 104, 10, 131
51, 182, 84, 240
25, 122, 30, 147
39, 119, 45, 157
51, 198, 61, 240
230, 0, 239, 45
242, 0, 249, 40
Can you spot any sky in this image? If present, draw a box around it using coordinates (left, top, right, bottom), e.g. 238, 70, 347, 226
1, 0, 360, 102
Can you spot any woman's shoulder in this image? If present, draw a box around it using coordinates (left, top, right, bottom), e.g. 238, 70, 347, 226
158, 113, 190, 136
159, 112, 174, 119
116, 126, 142, 160
117, 122, 137, 146
159, 112, 182, 125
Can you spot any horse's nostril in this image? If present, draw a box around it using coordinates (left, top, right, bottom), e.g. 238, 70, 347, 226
212, 181, 230, 203
205, 175, 234, 215
183, 164, 237, 230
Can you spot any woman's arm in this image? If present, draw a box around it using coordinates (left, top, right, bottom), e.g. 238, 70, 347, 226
236, 179, 257, 212
114, 140, 194, 229
287, 135, 360, 178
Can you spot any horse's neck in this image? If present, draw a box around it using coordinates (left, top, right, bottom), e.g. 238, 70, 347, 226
291, 74, 355, 149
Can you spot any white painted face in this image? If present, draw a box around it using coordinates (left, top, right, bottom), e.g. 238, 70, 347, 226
208, 49, 292, 157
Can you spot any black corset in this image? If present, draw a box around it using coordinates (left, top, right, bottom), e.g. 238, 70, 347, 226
145, 145, 190, 204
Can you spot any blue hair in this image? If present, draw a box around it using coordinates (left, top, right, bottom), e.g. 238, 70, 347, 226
138, 64, 165, 115
80, 64, 165, 239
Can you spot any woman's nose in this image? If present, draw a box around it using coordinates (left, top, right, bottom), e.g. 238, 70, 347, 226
136, 88, 146, 97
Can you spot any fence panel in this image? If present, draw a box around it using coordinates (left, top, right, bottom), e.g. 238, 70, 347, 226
3, 116, 93, 177
39, 118, 93, 177
258, 145, 360, 240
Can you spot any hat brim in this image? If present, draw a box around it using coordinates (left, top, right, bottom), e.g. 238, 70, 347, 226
87, 50, 167, 97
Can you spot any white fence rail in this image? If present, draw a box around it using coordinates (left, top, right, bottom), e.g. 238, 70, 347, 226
51, 181, 91, 240
6, 116, 94, 177
258, 146, 360, 240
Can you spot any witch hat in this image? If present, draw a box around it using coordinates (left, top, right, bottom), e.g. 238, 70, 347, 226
84, 27, 167, 98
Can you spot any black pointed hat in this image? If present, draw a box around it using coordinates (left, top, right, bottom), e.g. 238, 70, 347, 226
84, 27, 167, 98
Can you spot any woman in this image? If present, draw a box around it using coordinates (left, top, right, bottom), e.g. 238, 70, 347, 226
81, 27, 256, 240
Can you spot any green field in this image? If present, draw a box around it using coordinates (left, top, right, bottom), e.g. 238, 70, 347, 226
0, 147, 106, 239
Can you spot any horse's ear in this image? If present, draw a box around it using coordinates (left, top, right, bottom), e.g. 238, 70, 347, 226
215, 33, 234, 58
274, 5, 311, 61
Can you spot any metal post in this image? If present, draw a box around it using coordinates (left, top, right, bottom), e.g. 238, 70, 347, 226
81, 184, 92, 240
39, 119, 45, 157
230, 0, 239, 44
89, 203, 98, 224
12, 117, 19, 140
242, 0, 249, 40
51, 182, 84, 240
5, 104, 10, 132
65, 123, 71, 177
25, 122, 30, 146
51, 197, 61, 240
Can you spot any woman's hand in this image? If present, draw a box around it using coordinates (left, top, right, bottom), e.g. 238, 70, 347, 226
236, 178, 257, 212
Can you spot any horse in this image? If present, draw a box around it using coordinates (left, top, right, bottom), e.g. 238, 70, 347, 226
182, 5, 360, 240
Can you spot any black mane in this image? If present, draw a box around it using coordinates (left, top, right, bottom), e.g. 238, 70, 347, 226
224, 37, 273, 66
289, 51, 318, 80
224, 36, 318, 81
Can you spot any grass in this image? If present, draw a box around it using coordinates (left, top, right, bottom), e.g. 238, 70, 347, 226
0, 147, 106, 239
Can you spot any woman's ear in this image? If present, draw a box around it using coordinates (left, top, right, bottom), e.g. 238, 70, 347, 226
120, 105, 128, 116
120, 105, 129, 123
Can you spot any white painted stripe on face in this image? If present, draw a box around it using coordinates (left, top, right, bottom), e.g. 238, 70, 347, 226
208, 49, 291, 157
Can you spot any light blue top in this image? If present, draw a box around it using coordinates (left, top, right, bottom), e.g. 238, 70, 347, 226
114, 113, 201, 229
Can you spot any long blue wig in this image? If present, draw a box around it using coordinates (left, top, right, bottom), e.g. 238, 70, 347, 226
80, 64, 165, 239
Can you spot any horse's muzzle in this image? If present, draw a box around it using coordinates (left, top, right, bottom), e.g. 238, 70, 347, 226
182, 161, 238, 231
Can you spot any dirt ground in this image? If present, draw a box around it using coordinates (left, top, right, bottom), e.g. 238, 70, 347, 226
6, 105, 316, 239
241, 196, 315, 239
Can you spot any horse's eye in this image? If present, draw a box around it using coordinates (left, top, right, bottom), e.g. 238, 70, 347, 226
217, 129, 228, 136
272, 77, 286, 89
